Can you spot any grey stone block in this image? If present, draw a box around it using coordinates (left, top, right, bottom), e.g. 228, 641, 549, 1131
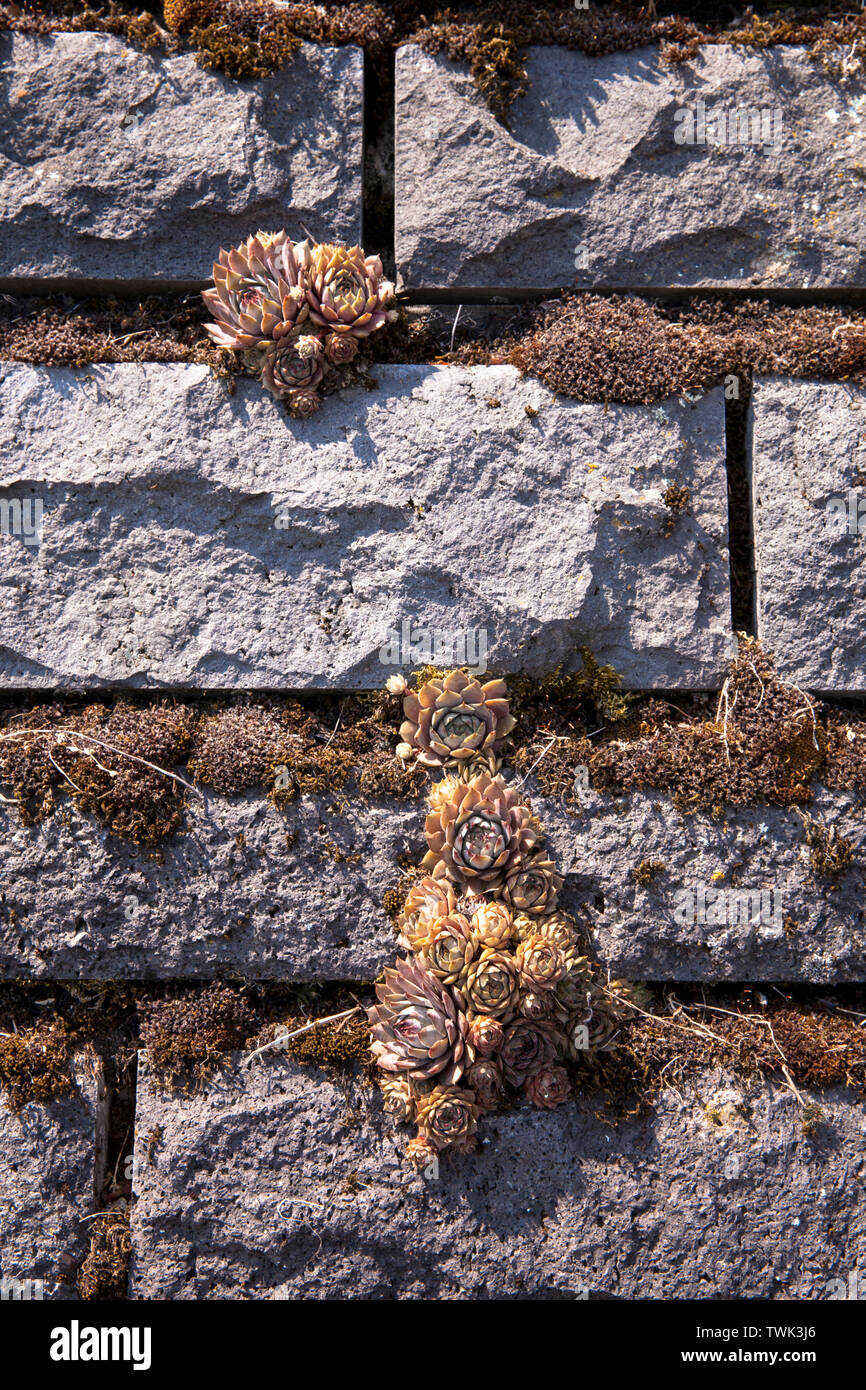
546, 788, 866, 983
0, 789, 411, 981
0, 33, 363, 283
0, 362, 732, 690
0, 1050, 107, 1299
395, 43, 866, 291
2, 778, 863, 983
751, 375, 866, 694
129, 1051, 866, 1300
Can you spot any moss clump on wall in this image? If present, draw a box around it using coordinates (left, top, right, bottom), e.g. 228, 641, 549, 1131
0, 1018, 76, 1110
139, 982, 256, 1085
0, 700, 195, 843
0, 647, 863, 846
0, 296, 236, 373
584, 994, 866, 1116
77, 1209, 132, 1300
510, 638, 866, 816
5, 295, 866, 408
505, 295, 866, 405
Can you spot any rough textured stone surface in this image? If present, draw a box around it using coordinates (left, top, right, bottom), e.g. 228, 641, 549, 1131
0, 1051, 107, 1299
129, 1053, 866, 1300
751, 375, 866, 694
396, 44, 866, 290
0, 362, 732, 689
0, 789, 411, 980
549, 788, 866, 983
0, 33, 362, 282
2, 779, 863, 982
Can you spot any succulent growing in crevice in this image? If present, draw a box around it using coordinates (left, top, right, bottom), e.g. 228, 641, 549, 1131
415, 1084, 479, 1151
303, 242, 397, 338
422, 770, 538, 892
372, 665, 636, 1166
524, 1063, 571, 1110
203, 231, 309, 350
368, 957, 472, 1084
470, 900, 514, 949
397, 875, 457, 952
502, 853, 563, 915
203, 230, 397, 417
417, 913, 479, 987
397, 670, 516, 771
261, 332, 325, 405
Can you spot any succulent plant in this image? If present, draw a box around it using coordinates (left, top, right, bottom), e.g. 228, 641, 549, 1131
515, 934, 566, 992
458, 947, 520, 1019
381, 1076, 417, 1123
406, 1134, 439, 1173
372, 665, 618, 1165
303, 242, 397, 338
324, 332, 359, 365
203, 231, 310, 350
518, 988, 555, 1021
466, 1058, 504, 1111
499, 1018, 559, 1086
470, 900, 514, 950
553, 949, 594, 1014
415, 1084, 479, 1150
398, 875, 457, 952
284, 387, 322, 419
368, 958, 472, 1084
417, 913, 479, 987
502, 854, 563, 916
397, 671, 516, 769
533, 911, 578, 951
261, 333, 325, 404
468, 1014, 504, 1056
525, 1063, 571, 1110
422, 771, 539, 893
427, 774, 463, 812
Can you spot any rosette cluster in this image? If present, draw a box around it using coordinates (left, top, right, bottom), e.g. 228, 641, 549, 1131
370, 669, 630, 1168
203, 231, 397, 417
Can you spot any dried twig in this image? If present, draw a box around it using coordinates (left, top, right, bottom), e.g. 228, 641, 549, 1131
243, 1006, 362, 1067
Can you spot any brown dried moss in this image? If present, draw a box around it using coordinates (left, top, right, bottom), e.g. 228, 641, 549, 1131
270, 1006, 370, 1065
0, 1018, 75, 1110
77, 1209, 132, 1301
799, 814, 856, 877
0, 296, 236, 374
505, 295, 866, 404
9, 295, 866, 409
139, 983, 256, 1085
188, 703, 288, 794
581, 995, 866, 1115
633, 858, 666, 886
0, 700, 195, 843
517, 639, 838, 813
